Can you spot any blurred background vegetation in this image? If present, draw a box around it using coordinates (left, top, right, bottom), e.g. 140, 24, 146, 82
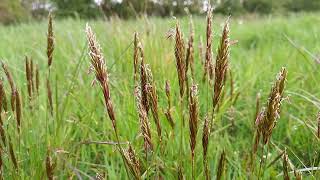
1, 0, 320, 24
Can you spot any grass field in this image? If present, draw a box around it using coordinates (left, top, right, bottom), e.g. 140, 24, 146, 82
0, 12, 320, 179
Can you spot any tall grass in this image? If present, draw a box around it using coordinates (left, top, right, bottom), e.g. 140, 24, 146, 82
0, 12, 319, 179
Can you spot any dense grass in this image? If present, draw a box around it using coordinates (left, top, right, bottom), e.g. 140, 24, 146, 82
0, 13, 320, 179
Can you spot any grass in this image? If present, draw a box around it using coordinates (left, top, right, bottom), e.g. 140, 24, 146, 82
0, 12, 320, 179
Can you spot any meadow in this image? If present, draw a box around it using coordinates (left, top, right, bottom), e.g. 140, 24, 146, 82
0, 12, 320, 179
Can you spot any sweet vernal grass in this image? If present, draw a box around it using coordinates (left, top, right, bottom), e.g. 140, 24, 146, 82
0, 12, 320, 179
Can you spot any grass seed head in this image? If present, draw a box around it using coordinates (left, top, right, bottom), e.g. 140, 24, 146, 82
174, 22, 186, 98
0, 79, 8, 112
135, 86, 153, 153
203, 7, 214, 81
186, 19, 195, 79
133, 32, 139, 81
213, 19, 230, 110
124, 144, 141, 178
283, 149, 290, 180
86, 24, 117, 129
189, 84, 199, 158
47, 12, 54, 68
257, 67, 287, 144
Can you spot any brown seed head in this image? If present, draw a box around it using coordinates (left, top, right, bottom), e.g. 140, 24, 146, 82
135, 86, 153, 153
283, 149, 290, 180
133, 32, 139, 81
203, 7, 214, 81
0, 79, 8, 112
145, 65, 162, 142
47, 12, 54, 68
186, 19, 195, 79
124, 144, 141, 178
46, 149, 55, 180
15, 89, 21, 133
174, 22, 186, 98
86, 24, 116, 128
257, 67, 287, 144
189, 84, 199, 158
213, 19, 230, 110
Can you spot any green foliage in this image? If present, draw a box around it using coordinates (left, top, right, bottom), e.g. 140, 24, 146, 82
0, 0, 29, 24
51, 0, 102, 18
285, 0, 320, 12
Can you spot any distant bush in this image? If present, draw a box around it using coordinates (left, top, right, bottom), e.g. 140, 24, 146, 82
51, 0, 102, 19
0, 0, 29, 24
214, 0, 246, 15
285, 0, 320, 12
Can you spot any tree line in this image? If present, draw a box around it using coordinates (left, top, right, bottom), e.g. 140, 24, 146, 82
1, 0, 320, 24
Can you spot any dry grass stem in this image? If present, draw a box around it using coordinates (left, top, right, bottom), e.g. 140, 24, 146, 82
317, 112, 320, 139
15, 90, 21, 132
164, 80, 175, 129
202, 116, 210, 180
8, 137, 18, 171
